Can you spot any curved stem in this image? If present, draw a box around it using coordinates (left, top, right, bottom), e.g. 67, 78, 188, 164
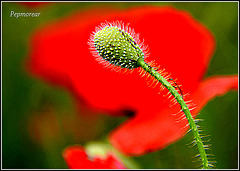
137, 58, 210, 169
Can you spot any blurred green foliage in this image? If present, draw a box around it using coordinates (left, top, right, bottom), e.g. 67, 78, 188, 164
2, 2, 238, 169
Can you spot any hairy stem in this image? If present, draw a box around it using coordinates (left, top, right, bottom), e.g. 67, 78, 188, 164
137, 58, 210, 169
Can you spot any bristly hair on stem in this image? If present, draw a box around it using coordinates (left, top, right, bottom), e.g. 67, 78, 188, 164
89, 21, 215, 169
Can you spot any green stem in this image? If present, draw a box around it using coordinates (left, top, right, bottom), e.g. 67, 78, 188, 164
137, 58, 210, 169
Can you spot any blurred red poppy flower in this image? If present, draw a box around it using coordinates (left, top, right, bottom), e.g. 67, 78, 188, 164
63, 145, 126, 169
26, 5, 238, 156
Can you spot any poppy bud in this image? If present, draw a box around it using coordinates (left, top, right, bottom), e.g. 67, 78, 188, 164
89, 22, 146, 69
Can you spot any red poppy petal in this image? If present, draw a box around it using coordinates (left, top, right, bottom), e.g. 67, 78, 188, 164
26, 7, 122, 91
63, 145, 125, 169
109, 104, 191, 156
110, 75, 238, 155
192, 75, 238, 110
63, 146, 93, 169
132, 7, 215, 93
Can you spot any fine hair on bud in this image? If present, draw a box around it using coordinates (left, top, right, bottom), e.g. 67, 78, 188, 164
88, 21, 149, 70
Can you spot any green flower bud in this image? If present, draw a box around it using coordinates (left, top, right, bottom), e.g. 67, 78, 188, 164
89, 22, 146, 69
